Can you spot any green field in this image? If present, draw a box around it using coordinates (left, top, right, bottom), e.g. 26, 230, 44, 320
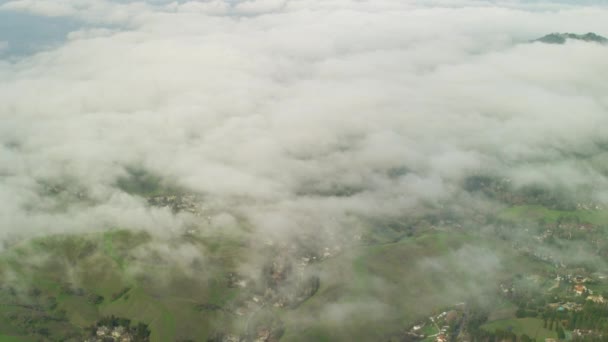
0, 336, 34, 342
482, 318, 557, 340
0, 229, 250, 341
0, 229, 509, 341
0, 206, 582, 341
280, 231, 555, 341
500, 205, 608, 225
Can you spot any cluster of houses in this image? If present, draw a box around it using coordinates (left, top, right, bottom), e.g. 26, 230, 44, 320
147, 193, 201, 215
85, 326, 133, 342
568, 275, 600, 297
550, 302, 582, 312
575, 203, 605, 211
253, 327, 273, 342
587, 294, 605, 304
572, 329, 604, 340
221, 334, 242, 342
407, 309, 462, 342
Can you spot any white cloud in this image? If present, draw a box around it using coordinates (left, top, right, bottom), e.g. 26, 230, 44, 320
0, 0, 607, 241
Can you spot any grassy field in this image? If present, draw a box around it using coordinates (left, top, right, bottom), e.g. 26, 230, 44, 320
482, 318, 557, 340
280, 231, 550, 341
0, 225, 563, 342
0, 229, 249, 341
280, 233, 470, 341
500, 205, 608, 225
487, 299, 518, 322
0, 336, 34, 342
0, 214, 569, 341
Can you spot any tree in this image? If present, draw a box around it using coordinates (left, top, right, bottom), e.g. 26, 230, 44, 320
516, 308, 526, 318
571, 314, 579, 329
557, 326, 565, 340
87, 293, 104, 305
37, 328, 50, 337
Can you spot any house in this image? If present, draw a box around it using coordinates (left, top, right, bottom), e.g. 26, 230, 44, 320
587, 295, 605, 304
96, 326, 110, 337
574, 284, 587, 295
562, 302, 583, 312
255, 328, 271, 342
436, 334, 448, 342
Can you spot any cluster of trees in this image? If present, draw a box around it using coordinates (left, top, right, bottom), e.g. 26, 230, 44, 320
87, 293, 104, 304
469, 329, 537, 342
508, 281, 550, 318
542, 315, 566, 339
59, 283, 105, 304
110, 286, 131, 301
567, 303, 608, 331
502, 302, 608, 342
516, 308, 540, 318
470, 324, 563, 342
465, 305, 491, 339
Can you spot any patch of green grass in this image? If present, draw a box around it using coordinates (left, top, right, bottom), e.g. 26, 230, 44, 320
500, 205, 608, 225
0, 226, 559, 342
487, 300, 518, 321
100, 286, 176, 342
586, 282, 608, 295
283, 232, 507, 341
482, 318, 557, 339
0, 230, 226, 341
0, 335, 34, 342
283, 228, 565, 342
102, 229, 151, 270
103, 232, 125, 269
57, 295, 99, 327
420, 323, 440, 336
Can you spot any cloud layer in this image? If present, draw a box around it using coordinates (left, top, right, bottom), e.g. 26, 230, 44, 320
1, 0, 608, 242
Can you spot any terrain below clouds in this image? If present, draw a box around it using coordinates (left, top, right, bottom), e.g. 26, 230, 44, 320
0, 0, 608, 341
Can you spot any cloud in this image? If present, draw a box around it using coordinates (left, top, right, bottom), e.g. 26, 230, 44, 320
0, 0, 607, 245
